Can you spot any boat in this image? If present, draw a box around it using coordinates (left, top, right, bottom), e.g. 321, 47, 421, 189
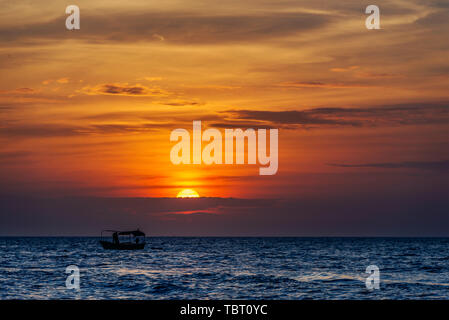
100, 229, 146, 250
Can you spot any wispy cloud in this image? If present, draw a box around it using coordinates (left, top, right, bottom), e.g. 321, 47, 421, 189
0, 122, 173, 138
223, 101, 449, 128
328, 160, 449, 171
80, 83, 170, 97
0, 11, 332, 45
182, 84, 241, 90
158, 99, 204, 107
0, 87, 35, 95
278, 81, 370, 89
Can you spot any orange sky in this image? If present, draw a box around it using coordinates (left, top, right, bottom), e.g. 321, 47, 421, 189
0, 0, 448, 199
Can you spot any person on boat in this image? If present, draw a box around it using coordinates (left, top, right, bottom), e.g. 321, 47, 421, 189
113, 232, 119, 244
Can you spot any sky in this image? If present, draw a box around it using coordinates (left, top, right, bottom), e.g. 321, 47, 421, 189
0, 0, 448, 236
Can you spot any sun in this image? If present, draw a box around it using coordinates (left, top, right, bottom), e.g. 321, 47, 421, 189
177, 189, 200, 198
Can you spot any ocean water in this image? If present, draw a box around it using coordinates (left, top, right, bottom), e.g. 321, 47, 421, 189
0, 237, 448, 300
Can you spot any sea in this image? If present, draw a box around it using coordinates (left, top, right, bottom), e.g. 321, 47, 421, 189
0, 237, 448, 300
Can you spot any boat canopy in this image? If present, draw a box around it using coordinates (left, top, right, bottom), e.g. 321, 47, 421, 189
103, 229, 145, 236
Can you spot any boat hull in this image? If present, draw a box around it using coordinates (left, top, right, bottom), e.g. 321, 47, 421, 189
100, 240, 146, 250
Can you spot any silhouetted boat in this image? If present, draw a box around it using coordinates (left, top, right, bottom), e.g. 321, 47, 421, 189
100, 229, 146, 250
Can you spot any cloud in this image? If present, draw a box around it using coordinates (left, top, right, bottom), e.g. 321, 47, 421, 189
328, 160, 449, 171
415, 9, 449, 27
158, 99, 204, 107
209, 122, 280, 130
3, 101, 447, 139
0, 122, 173, 138
77, 110, 224, 124
0, 124, 85, 137
278, 81, 370, 89
329, 66, 402, 79
222, 109, 361, 127
0, 11, 332, 45
354, 72, 402, 79
182, 84, 241, 90
152, 33, 165, 41
0, 87, 35, 95
223, 101, 449, 128
81, 83, 170, 97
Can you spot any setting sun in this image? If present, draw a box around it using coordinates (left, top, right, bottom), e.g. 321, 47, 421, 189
177, 189, 200, 198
